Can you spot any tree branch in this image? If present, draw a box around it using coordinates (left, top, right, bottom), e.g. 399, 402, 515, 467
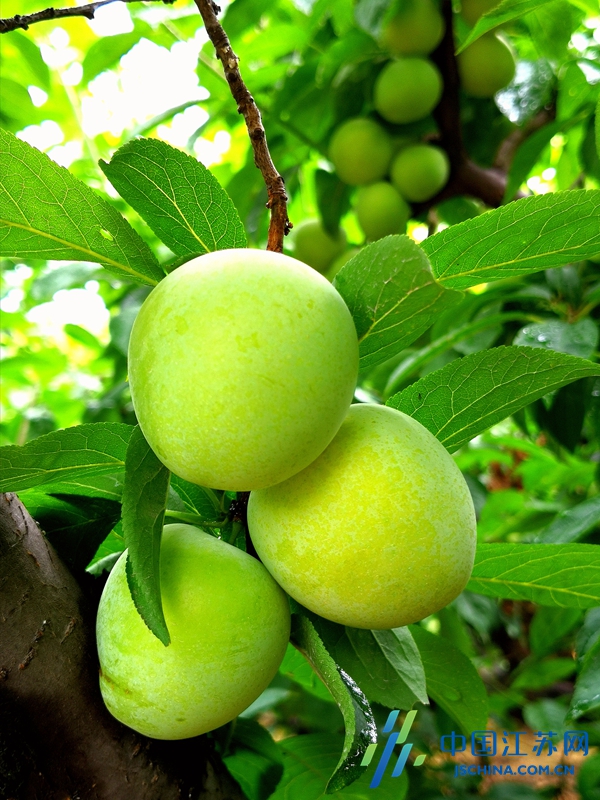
193, 0, 291, 252
0, 492, 246, 800
0, 0, 175, 34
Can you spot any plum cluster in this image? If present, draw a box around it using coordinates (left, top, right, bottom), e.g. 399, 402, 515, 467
97, 248, 476, 740
291, 0, 515, 274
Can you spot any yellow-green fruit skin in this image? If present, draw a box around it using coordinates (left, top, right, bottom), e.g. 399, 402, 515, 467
326, 247, 361, 281
457, 34, 516, 97
128, 249, 359, 491
329, 118, 393, 186
374, 58, 443, 124
381, 0, 445, 56
97, 524, 291, 739
355, 182, 410, 241
248, 404, 477, 630
292, 219, 347, 274
390, 144, 450, 202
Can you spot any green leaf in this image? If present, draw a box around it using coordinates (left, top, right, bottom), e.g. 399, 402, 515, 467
0, 422, 134, 492
82, 23, 154, 83
422, 191, 600, 290
578, 752, 600, 800
100, 137, 247, 258
15, 474, 124, 501
333, 235, 463, 369
458, 0, 558, 51
122, 426, 171, 646
387, 346, 600, 452
279, 644, 335, 702
576, 608, 600, 664
271, 734, 408, 800
467, 543, 600, 608
511, 657, 576, 689
409, 626, 488, 735
169, 474, 221, 520
0, 129, 162, 286
529, 606, 583, 656
223, 718, 283, 800
513, 318, 599, 359
291, 612, 376, 794
315, 619, 428, 711
568, 637, 600, 719
19, 491, 121, 574
535, 496, 600, 544
596, 96, 600, 160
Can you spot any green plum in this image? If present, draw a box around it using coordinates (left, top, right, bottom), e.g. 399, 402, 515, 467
381, 0, 445, 56
325, 247, 361, 281
460, 0, 500, 26
329, 117, 393, 186
457, 33, 516, 97
390, 143, 450, 202
354, 182, 410, 241
248, 404, 477, 630
128, 249, 358, 491
374, 58, 443, 124
97, 524, 291, 739
291, 218, 347, 274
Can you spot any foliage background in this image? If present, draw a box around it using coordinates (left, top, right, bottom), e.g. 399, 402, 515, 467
1, 0, 600, 798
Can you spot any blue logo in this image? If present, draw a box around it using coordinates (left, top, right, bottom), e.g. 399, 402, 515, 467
360, 710, 425, 788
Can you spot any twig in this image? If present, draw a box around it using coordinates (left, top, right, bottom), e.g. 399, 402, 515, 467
193, 0, 291, 252
0, 0, 175, 34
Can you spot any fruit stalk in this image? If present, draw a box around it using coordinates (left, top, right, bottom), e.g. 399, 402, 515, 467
194, 0, 291, 252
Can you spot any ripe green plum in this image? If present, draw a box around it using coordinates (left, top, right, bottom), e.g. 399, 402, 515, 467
291, 218, 347, 274
457, 34, 516, 97
128, 249, 358, 491
374, 58, 443, 124
329, 118, 393, 186
97, 524, 291, 739
354, 182, 410, 241
390, 143, 450, 202
248, 404, 477, 630
381, 0, 445, 56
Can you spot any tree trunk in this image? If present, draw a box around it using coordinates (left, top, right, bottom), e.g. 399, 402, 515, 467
0, 493, 245, 800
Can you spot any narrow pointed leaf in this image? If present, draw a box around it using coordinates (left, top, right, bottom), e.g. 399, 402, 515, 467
315, 619, 428, 710
0, 129, 162, 286
409, 626, 488, 735
468, 544, 600, 608
387, 346, 600, 452
422, 191, 600, 290
122, 426, 171, 646
291, 611, 376, 794
0, 423, 134, 492
568, 637, 600, 720
535, 496, 600, 544
333, 235, 463, 369
100, 138, 246, 257
458, 0, 557, 51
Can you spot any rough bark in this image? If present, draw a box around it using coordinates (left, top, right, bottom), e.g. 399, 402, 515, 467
0, 492, 245, 800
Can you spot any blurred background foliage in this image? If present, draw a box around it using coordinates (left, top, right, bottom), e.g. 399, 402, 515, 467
1, 0, 599, 797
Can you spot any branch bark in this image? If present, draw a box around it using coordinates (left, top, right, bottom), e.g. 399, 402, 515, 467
0, 0, 175, 34
0, 492, 245, 800
193, 0, 290, 252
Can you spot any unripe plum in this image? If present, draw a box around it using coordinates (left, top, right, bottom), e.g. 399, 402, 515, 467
381, 0, 445, 56
374, 58, 443, 124
291, 218, 347, 274
97, 524, 291, 739
326, 247, 362, 282
390, 143, 450, 202
128, 249, 358, 491
457, 33, 516, 97
354, 182, 410, 241
329, 118, 393, 186
248, 404, 477, 630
